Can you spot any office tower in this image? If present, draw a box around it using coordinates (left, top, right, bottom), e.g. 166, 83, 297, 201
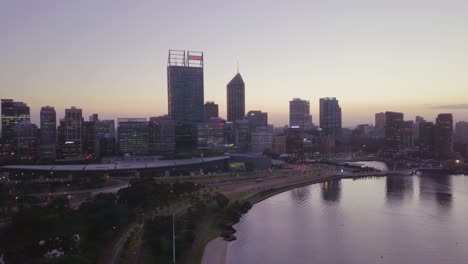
227, 73, 245, 122
375, 112, 386, 138
58, 107, 84, 159
204, 101, 219, 122
434, 113, 453, 158
419, 121, 435, 152
175, 122, 198, 153
413, 116, 426, 141
455, 121, 468, 143
250, 125, 273, 153
1, 99, 30, 142
286, 127, 304, 153
167, 50, 204, 123
89, 114, 99, 122
272, 135, 287, 155
14, 121, 39, 161
402, 120, 414, 148
197, 117, 226, 149
235, 119, 251, 153
82, 120, 95, 158
246, 111, 268, 128
223, 122, 236, 146
319, 98, 342, 136
149, 115, 176, 156
117, 118, 149, 156
289, 98, 312, 129
39, 106, 57, 160
94, 119, 116, 157
385, 111, 404, 147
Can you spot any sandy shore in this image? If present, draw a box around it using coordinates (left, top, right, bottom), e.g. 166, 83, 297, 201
201, 237, 228, 264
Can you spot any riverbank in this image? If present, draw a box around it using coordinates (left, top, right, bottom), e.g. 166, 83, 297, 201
201, 238, 227, 264
201, 170, 343, 264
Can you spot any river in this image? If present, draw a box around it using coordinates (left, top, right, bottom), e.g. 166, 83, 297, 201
226, 162, 468, 263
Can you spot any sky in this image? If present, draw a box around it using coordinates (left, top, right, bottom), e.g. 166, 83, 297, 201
1, 0, 468, 127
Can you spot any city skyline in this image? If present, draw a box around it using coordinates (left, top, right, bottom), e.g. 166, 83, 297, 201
2, 1, 468, 126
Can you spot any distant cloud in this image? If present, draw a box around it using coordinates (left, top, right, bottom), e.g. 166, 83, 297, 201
431, 104, 468, 110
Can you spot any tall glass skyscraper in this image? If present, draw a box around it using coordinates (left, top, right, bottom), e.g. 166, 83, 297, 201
117, 118, 149, 155
167, 50, 204, 123
1, 99, 30, 142
319, 97, 342, 136
289, 98, 312, 129
39, 106, 57, 159
227, 73, 245, 122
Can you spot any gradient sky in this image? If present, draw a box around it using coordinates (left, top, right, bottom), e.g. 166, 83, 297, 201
2, 0, 468, 127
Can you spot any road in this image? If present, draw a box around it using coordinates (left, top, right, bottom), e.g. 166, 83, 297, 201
27, 177, 131, 198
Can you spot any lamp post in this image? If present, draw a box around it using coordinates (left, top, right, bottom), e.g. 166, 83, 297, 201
170, 183, 176, 263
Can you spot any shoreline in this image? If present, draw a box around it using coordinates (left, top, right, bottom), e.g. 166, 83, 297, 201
200, 173, 344, 264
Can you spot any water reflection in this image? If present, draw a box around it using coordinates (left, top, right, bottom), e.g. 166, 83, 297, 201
228, 172, 467, 264
419, 174, 453, 208
385, 176, 413, 204
321, 179, 341, 203
290, 187, 311, 205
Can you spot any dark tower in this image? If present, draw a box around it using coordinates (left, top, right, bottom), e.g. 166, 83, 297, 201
167, 50, 204, 123
227, 73, 245, 122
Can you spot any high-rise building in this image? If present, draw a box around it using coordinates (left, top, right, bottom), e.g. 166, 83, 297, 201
246, 111, 268, 128
286, 127, 304, 153
251, 125, 273, 153
82, 120, 95, 159
204, 101, 219, 122
289, 98, 312, 129
1, 99, 30, 142
319, 98, 342, 136
455, 121, 468, 143
167, 50, 204, 123
419, 121, 435, 152
272, 135, 287, 155
235, 119, 251, 153
94, 119, 116, 157
434, 113, 453, 158
117, 118, 149, 156
413, 116, 426, 141
149, 115, 176, 156
197, 117, 226, 149
39, 106, 57, 160
227, 73, 245, 122
384, 111, 404, 148
375, 112, 386, 138
58, 107, 84, 159
402, 120, 414, 148
14, 121, 39, 161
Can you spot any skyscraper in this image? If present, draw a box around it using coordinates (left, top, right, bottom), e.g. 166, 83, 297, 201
246, 111, 268, 128
117, 118, 149, 155
1, 99, 30, 141
319, 98, 342, 136
434, 113, 453, 158
375, 112, 386, 138
289, 98, 312, 129
204, 101, 219, 122
227, 73, 245, 122
58, 107, 83, 159
167, 50, 204, 123
39, 106, 57, 160
149, 115, 175, 156
454, 121, 468, 143
94, 119, 116, 157
14, 121, 39, 161
384, 111, 404, 148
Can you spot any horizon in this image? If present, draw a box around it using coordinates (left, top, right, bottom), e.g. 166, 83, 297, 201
2, 0, 468, 126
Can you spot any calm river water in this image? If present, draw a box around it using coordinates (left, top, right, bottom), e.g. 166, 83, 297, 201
227, 163, 468, 264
